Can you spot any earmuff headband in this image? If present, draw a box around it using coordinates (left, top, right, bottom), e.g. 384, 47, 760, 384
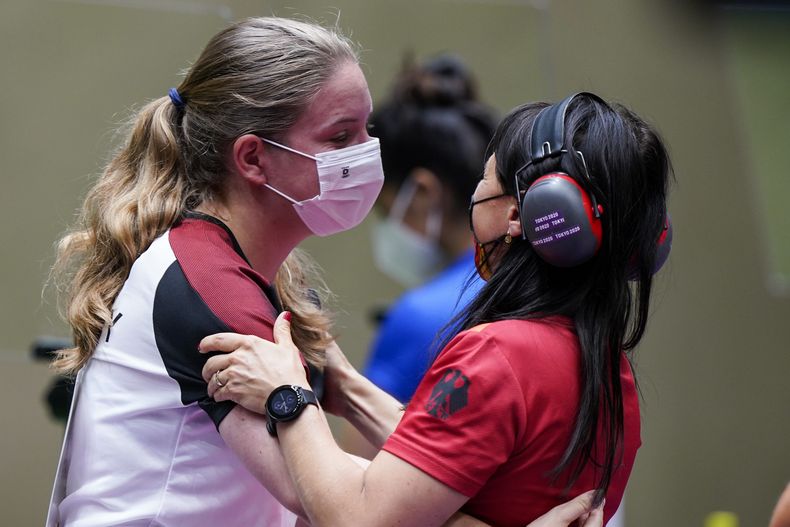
514, 92, 608, 195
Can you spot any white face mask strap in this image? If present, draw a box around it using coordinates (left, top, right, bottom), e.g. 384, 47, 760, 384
425, 200, 443, 241
390, 176, 443, 241
263, 183, 300, 205
262, 138, 318, 161
260, 138, 319, 205
389, 177, 418, 222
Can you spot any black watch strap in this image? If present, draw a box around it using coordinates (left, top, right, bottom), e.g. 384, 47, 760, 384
300, 387, 318, 406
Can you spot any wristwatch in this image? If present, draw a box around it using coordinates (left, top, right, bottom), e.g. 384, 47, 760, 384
265, 385, 318, 437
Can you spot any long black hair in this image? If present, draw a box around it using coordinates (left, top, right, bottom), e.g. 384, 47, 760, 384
446, 95, 671, 504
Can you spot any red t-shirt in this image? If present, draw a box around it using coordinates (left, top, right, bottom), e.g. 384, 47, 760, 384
382, 317, 641, 526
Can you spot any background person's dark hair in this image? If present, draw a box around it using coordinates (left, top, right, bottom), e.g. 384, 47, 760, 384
369, 53, 498, 214
446, 95, 672, 505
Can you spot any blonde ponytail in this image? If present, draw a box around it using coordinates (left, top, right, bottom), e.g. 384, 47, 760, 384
53, 97, 188, 374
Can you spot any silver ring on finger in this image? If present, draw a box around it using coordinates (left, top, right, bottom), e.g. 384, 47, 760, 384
214, 369, 226, 388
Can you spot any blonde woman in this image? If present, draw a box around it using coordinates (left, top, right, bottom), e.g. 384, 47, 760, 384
47, 17, 376, 527
48, 16, 602, 527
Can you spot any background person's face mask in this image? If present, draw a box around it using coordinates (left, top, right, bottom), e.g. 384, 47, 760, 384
372, 177, 447, 288
262, 137, 384, 236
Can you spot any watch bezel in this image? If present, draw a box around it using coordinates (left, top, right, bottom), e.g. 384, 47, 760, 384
266, 384, 317, 437
267, 385, 305, 422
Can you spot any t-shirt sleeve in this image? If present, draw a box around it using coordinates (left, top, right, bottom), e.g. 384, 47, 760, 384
152, 260, 276, 428
382, 327, 528, 497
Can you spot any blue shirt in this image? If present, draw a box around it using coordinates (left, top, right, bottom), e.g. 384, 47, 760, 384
364, 251, 483, 403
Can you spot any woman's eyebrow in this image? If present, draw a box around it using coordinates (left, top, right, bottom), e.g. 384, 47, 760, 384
317, 115, 362, 133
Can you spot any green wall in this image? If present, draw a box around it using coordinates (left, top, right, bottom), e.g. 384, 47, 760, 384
1, 1, 787, 525
723, 9, 790, 294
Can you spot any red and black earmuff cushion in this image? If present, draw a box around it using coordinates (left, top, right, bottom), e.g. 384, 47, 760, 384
655, 214, 672, 272
521, 172, 603, 267
626, 213, 673, 279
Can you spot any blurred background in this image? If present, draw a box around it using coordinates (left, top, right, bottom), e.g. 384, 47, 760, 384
1, 0, 788, 525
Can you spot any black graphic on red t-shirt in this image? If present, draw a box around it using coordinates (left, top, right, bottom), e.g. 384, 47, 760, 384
425, 368, 470, 420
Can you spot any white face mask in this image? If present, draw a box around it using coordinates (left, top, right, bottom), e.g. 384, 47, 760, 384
372, 177, 448, 288
262, 137, 385, 237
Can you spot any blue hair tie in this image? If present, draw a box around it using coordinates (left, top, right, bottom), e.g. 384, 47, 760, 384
168, 87, 186, 109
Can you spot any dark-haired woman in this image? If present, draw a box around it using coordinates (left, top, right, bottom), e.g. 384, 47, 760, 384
199, 92, 673, 526
365, 54, 497, 404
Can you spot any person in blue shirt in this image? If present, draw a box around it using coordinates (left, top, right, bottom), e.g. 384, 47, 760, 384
365, 54, 498, 403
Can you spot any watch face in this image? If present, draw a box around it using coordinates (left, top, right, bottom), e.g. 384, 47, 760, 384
270, 387, 299, 418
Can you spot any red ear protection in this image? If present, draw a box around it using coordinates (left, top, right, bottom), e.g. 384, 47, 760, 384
521, 173, 603, 268
515, 92, 671, 274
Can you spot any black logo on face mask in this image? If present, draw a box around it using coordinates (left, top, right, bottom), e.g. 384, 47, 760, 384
425, 369, 470, 420
341, 166, 350, 178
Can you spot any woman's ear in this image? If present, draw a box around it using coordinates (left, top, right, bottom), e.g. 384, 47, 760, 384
507, 201, 523, 239
230, 134, 267, 185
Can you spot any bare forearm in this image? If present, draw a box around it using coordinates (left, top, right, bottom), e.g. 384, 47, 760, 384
277, 406, 466, 527
336, 367, 405, 449
279, 406, 369, 526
